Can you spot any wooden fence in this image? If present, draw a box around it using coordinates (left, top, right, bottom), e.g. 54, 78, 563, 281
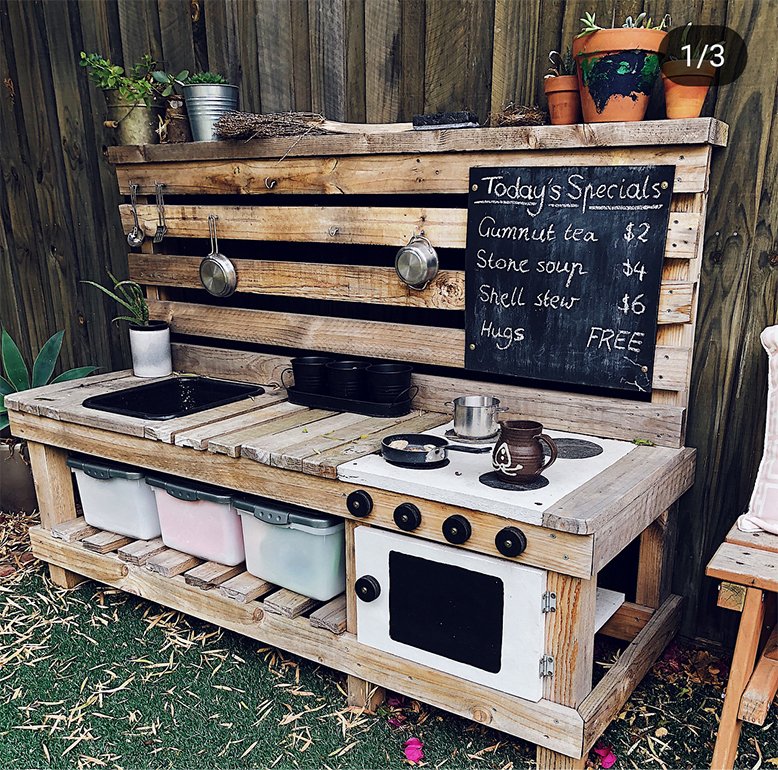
0, 0, 776, 643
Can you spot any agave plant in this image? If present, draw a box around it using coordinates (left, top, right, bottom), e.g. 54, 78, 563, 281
81, 272, 150, 326
0, 329, 97, 432
577, 10, 670, 36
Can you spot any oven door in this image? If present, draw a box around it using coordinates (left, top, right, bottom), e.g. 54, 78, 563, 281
354, 527, 547, 701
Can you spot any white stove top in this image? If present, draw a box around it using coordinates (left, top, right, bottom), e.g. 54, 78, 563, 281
337, 422, 635, 525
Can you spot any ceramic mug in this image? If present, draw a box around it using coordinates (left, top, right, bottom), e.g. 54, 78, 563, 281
492, 420, 558, 482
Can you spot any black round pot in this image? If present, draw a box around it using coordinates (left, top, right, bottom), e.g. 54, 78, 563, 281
289, 356, 331, 394
366, 363, 413, 403
325, 360, 368, 399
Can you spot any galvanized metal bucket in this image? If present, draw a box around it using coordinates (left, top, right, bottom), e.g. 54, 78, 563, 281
104, 90, 163, 146
182, 83, 239, 141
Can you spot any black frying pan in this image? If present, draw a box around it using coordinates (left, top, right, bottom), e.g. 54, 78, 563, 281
381, 433, 491, 467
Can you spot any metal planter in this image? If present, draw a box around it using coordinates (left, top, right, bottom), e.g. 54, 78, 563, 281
182, 83, 239, 141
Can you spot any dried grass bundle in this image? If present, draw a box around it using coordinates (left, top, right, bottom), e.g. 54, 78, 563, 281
490, 103, 547, 127
214, 110, 328, 140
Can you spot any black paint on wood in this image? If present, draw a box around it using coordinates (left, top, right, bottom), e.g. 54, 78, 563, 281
464, 165, 675, 394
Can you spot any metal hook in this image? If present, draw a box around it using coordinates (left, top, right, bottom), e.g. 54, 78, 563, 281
208, 214, 219, 256
153, 182, 167, 243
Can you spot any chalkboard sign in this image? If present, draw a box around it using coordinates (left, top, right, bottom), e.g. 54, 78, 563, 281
465, 165, 675, 394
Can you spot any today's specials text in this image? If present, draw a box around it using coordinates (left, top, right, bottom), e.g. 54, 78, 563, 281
464, 165, 675, 393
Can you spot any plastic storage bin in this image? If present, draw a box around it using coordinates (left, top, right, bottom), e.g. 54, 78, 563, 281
234, 497, 345, 601
146, 476, 245, 565
67, 455, 161, 540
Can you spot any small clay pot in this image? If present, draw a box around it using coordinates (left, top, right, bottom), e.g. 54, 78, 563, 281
573, 28, 668, 123
662, 60, 715, 119
492, 420, 558, 483
543, 75, 581, 125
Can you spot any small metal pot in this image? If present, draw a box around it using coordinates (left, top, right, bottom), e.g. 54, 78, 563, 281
445, 395, 508, 440
183, 83, 238, 141
104, 90, 163, 145
395, 235, 439, 290
325, 360, 369, 399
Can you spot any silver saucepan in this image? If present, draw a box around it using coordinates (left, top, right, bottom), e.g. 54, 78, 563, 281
444, 395, 508, 440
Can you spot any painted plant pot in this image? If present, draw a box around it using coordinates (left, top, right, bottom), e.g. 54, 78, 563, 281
573, 28, 668, 123
662, 60, 715, 119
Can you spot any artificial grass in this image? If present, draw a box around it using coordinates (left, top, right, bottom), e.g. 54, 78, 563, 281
0, 516, 776, 769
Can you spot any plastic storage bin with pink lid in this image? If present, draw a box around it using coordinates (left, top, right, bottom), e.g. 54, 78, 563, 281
146, 476, 245, 565
234, 496, 345, 601
67, 455, 161, 540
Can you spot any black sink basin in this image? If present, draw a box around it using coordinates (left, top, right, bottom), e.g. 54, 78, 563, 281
83, 376, 265, 421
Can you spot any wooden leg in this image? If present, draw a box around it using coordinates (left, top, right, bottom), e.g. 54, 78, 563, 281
636, 507, 677, 608
711, 588, 765, 770
738, 626, 778, 726
538, 572, 598, 768
344, 520, 385, 711
26, 441, 83, 588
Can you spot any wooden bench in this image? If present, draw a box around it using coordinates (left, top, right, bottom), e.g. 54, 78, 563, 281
7, 119, 728, 769
706, 523, 778, 769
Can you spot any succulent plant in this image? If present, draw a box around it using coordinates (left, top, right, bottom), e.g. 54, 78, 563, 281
185, 71, 228, 85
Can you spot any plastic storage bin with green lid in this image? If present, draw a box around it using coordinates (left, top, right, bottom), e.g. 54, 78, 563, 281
67, 455, 161, 540
146, 476, 245, 566
234, 496, 345, 601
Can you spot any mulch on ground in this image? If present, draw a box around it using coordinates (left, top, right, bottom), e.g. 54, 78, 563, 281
1, 509, 775, 769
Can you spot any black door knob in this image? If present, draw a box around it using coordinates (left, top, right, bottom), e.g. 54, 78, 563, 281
495, 526, 528, 557
442, 514, 472, 544
355, 575, 381, 602
393, 503, 422, 531
346, 489, 373, 518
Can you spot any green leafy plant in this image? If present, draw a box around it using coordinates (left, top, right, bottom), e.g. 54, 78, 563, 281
577, 11, 670, 37
79, 51, 161, 106
151, 69, 190, 97
546, 48, 576, 77
0, 329, 97, 432
81, 272, 150, 327
185, 71, 228, 85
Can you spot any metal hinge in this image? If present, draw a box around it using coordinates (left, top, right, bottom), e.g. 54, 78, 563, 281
541, 591, 557, 613
539, 655, 555, 678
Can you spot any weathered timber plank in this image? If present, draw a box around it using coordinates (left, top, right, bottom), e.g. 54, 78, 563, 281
184, 561, 244, 590
129, 254, 694, 321
121, 204, 467, 247
12, 412, 594, 572
547, 447, 695, 536
29, 526, 584, 756
170, 343, 687, 446
81, 530, 133, 554
309, 594, 347, 635
146, 549, 200, 577
580, 595, 683, 752
150, 301, 692, 385
264, 588, 320, 618
725, 523, 778, 555
51, 517, 98, 543
218, 572, 276, 603
114, 146, 711, 195
706, 543, 778, 593
598, 602, 654, 642
107, 119, 728, 164
117, 538, 166, 566
738, 626, 778, 726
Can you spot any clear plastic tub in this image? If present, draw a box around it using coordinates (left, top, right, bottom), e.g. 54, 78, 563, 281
67, 455, 161, 540
234, 496, 345, 601
146, 476, 245, 565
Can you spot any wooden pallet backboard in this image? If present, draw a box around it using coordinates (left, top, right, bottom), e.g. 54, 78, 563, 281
108, 120, 727, 447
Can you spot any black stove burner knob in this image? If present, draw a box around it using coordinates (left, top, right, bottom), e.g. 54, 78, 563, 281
442, 514, 472, 544
347, 490, 373, 518
393, 503, 422, 531
495, 526, 528, 557
355, 575, 381, 603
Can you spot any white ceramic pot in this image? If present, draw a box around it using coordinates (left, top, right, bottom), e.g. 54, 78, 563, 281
129, 322, 172, 378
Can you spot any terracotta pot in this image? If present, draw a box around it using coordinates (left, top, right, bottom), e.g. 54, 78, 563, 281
573, 28, 668, 123
662, 60, 715, 119
543, 75, 581, 125
491, 420, 558, 483
0, 438, 37, 513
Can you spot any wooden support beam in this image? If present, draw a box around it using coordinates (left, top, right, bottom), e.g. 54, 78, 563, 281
598, 602, 655, 642
636, 508, 677, 608
738, 626, 778, 726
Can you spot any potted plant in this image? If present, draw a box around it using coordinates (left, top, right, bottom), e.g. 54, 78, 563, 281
543, 48, 581, 125
573, 12, 670, 123
1, 329, 96, 513
82, 273, 172, 378
180, 71, 238, 141
80, 52, 164, 145
151, 69, 192, 143
661, 23, 717, 119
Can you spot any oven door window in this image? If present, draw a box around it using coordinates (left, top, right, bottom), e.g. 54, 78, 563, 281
388, 550, 504, 673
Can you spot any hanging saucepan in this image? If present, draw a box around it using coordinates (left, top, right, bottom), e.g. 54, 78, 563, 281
381, 433, 491, 467
200, 214, 237, 297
